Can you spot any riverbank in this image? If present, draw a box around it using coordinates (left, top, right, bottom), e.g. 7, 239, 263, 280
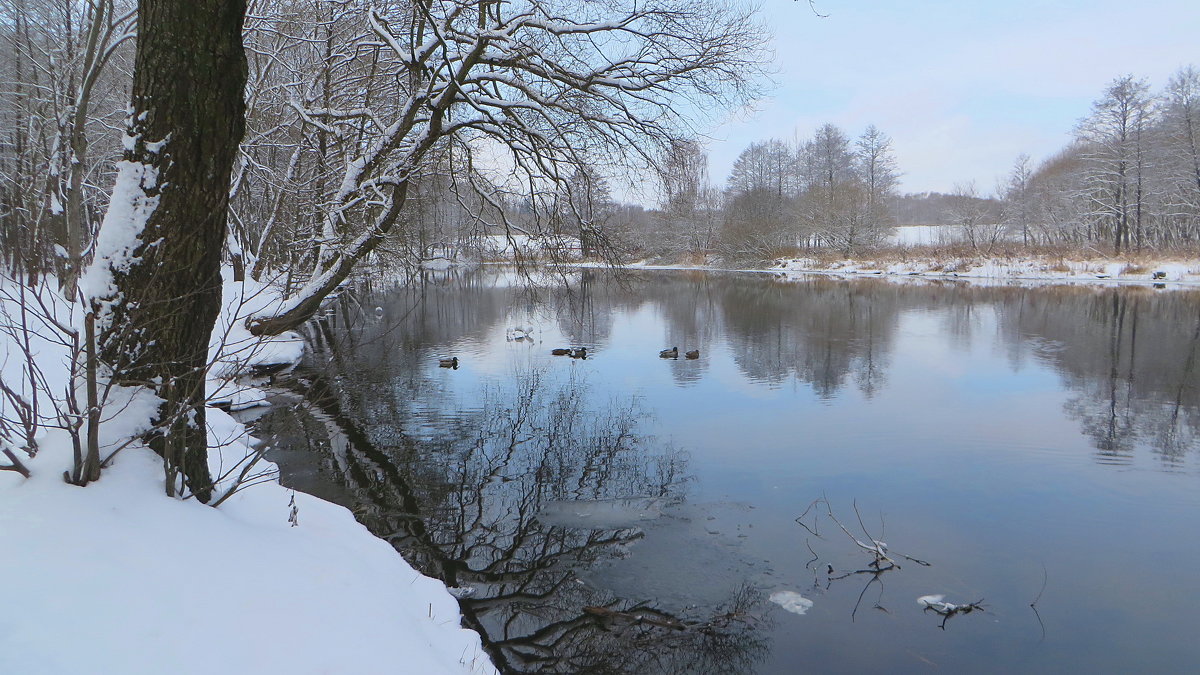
0, 275, 496, 675
614, 248, 1200, 288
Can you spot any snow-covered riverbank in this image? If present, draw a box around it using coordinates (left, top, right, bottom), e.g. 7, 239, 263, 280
769, 254, 1200, 286
0, 276, 496, 675
616, 251, 1200, 288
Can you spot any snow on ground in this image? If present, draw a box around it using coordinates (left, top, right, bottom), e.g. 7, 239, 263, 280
478, 233, 582, 260
615, 253, 1200, 288
1, 275, 496, 675
769, 254, 1200, 286
887, 224, 969, 247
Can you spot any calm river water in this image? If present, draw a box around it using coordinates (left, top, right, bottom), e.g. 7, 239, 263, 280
254, 268, 1200, 674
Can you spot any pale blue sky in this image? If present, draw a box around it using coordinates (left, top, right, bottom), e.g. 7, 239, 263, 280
702, 0, 1200, 195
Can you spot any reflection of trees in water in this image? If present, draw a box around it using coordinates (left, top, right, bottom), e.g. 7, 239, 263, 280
258, 271, 1200, 671
257, 349, 769, 673
715, 277, 898, 398
1007, 287, 1200, 465
546, 273, 1200, 463
333, 269, 1200, 463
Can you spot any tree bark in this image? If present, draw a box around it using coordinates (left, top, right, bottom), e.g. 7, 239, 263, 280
98, 0, 246, 501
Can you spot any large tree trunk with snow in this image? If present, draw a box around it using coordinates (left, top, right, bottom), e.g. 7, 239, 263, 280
91, 0, 246, 502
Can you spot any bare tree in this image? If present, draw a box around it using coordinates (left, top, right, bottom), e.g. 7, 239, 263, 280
854, 124, 899, 247
239, 0, 769, 336
655, 138, 714, 256
1003, 153, 1034, 246
1076, 75, 1155, 253
1159, 66, 1200, 245
0, 0, 135, 281
947, 181, 1003, 252
722, 139, 796, 258
800, 124, 858, 252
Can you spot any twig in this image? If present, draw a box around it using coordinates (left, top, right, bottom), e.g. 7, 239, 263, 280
1031, 563, 1048, 607
1030, 563, 1048, 642
804, 538, 819, 570
1, 447, 31, 478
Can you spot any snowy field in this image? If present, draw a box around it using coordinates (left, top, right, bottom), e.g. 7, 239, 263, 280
886, 224, 971, 246
477, 233, 582, 260
0, 275, 496, 675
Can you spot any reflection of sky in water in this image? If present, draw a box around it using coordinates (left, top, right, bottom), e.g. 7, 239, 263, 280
313, 272, 1200, 673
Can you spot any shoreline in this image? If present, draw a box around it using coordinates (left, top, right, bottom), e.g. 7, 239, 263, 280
588, 252, 1200, 289
0, 275, 498, 675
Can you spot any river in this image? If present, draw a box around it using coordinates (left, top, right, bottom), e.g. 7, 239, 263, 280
251, 268, 1200, 673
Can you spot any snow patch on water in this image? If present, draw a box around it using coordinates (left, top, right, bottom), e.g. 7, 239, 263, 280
769, 590, 814, 615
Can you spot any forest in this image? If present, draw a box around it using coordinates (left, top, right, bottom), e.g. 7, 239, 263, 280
4, 2, 1200, 289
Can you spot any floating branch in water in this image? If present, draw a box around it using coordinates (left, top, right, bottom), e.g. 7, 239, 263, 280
918, 594, 985, 630
795, 497, 931, 570
795, 496, 932, 620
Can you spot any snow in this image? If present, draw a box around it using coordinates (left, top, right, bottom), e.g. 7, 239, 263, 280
421, 257, 454, 270
78, 158, 161, 308
209, 272, 306, 378
1, 436, 494, 675
477, 234, 583, 260
1, 275, 496, 675
770, 254, 1200, 286
887, 225, 967, 247
769, 590, 815, 615
605, 254, 1200, 290
917, 594, 959, 613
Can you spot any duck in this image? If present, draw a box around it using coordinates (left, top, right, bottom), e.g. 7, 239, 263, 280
570, 347, 587, 359
684, 349, 700, 360
438, 357, 458, 369
659, 347, 678, 359
551, 348, 572, 356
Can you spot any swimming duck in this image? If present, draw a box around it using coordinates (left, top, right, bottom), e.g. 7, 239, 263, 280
685, 349, 700, 360
438, 357, 458, 368
551, 348, 572, 356
570, 347, 587, 359
659, 347, 678, 359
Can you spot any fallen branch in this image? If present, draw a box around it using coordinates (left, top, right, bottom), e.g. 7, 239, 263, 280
796, 496, 935, 621
918, 595, 985, 629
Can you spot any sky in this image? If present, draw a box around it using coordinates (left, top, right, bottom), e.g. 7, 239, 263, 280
700, 0, 1200, 197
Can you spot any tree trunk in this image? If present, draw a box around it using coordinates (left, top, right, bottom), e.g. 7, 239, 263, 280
96, 0, 246, 502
